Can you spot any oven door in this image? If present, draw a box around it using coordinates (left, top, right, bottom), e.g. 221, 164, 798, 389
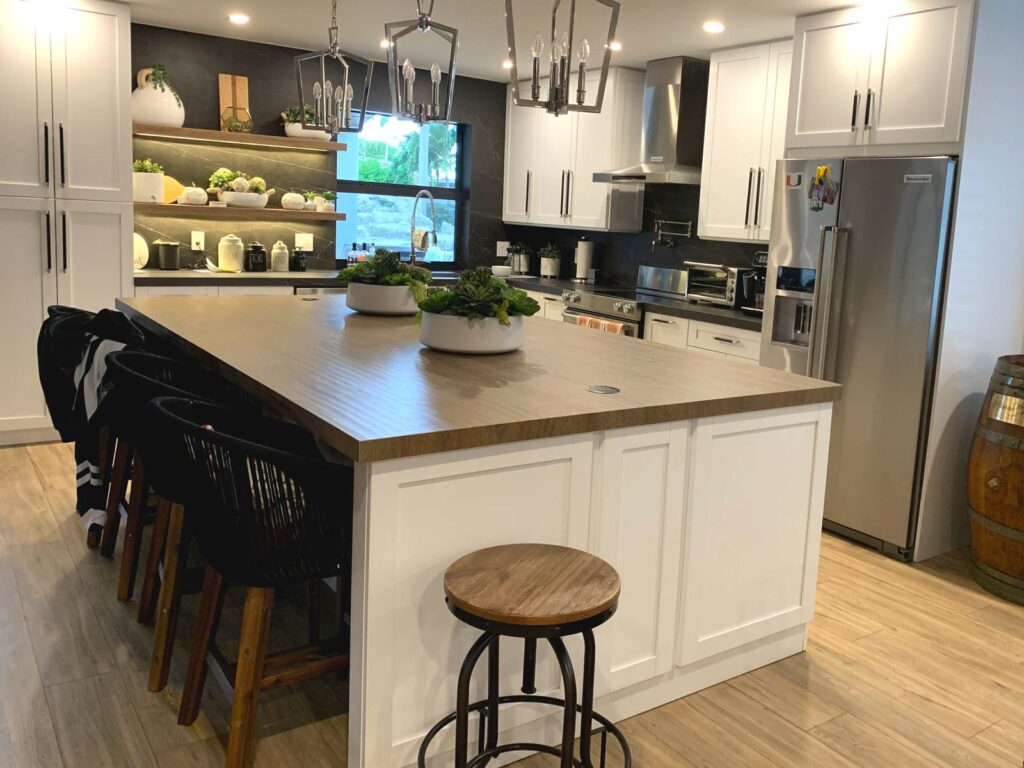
563, 308, 639, 337
686, 265, 737, 306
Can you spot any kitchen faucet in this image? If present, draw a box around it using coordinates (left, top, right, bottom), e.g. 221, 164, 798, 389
410, 189, 438, 267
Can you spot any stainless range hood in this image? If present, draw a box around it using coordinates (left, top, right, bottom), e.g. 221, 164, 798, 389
593, 57, 709, 185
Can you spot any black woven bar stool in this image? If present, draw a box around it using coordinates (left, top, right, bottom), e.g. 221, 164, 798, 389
150, 396, 353, 768
419, 543, 631, 768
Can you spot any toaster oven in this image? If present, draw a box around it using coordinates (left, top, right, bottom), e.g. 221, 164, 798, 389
683, 262, 741, 307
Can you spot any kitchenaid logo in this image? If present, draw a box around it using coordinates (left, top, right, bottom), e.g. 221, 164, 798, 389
904, 174, 933, 184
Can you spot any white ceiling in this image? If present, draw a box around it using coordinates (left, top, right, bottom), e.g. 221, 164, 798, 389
128, 0, 849, 81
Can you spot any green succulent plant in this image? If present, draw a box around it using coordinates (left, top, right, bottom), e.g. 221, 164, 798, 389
132, 158, 164, 174
338, 249, 433, 302
282, 105, 316, 124
417, 266, 540, 326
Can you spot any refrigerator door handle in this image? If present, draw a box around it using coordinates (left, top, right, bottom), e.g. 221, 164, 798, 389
807, 225, 848, 380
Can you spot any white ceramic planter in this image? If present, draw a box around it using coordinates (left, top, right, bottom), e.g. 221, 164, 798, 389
131, 69, 185, 127
132, 172, 164, 203
346, 283, 419, 316
218, 191, 269, 208
284, 122, 332, 140
419, 314, 525, 354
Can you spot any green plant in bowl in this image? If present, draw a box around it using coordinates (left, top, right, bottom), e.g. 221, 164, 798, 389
338, 248, 433, 302
132, 158, 164, 174
282, 105, 316, 124
417, 266, 540, 326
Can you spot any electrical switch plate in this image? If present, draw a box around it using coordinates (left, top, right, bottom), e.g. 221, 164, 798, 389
191, 231, 205, 251
295, 233, 314, 251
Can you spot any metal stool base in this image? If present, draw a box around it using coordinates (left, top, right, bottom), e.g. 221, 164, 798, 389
418, 694, 631, 768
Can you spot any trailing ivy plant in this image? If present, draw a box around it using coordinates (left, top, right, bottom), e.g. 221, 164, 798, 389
338, 249, 432, 302
417, 266, 540, 326
147, 64, 182, 108
132, 158, 164, 174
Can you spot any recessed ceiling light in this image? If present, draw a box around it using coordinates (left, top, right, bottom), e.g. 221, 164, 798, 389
228, 12, 250, 24
502, 59, 513, 70
702, 20, 725, 34
608, 40, 622, 51
380, 38, 391, 48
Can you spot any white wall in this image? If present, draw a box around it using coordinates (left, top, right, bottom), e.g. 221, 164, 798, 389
916, 0, 1024, 560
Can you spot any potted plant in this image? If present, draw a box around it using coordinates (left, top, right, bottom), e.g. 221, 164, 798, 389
339, 248, 432, 316
132, 158, 165, 203
207, 168, 276, 208
281, 105, 331, 141
417, 266, 541, 354
131, 65, 185, 127
538, 243, 561, 278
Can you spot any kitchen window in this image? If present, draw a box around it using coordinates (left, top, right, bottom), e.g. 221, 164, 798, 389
336, 114, 466, 265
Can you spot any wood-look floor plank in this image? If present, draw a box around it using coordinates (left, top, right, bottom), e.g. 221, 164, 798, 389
724, 663, 847, 732
45, 670, 157, 768
0, 620, 63, 768
971, 720, 1024, 766
811, 713, 945, 768
26, 443, 77, 492
0, 464, 63, 547
156, 722, 340, 768
643, 699, 779, 768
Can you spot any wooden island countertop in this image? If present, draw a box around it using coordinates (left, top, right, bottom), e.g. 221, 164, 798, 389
116, 294, 840, 462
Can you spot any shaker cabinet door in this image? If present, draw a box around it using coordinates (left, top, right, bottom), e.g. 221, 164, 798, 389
755, 40, 793, 243
55, 200, 132, 312
51, 0, 132, 202
503, 82, 537, 224
864, 0, 972, 145
0, 197, 58, 433
530, 109, 575, 227
787, 8, 870, 149
0, 0, 53, 198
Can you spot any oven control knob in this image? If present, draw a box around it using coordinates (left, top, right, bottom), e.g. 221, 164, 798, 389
622, 303, 635, 314
613, 302, 624, 311
560, 291, 571, 303
572, 293, 582, 303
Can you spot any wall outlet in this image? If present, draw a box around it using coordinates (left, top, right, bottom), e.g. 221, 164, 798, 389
496, 241, 511, 260
295, 232, 314, 251
191, 231, 205, 252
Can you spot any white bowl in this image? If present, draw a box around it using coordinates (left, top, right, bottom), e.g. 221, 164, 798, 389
491, 265, 513, 277
419, 313, 524, 354
284, 122, 333, 140
219, 191, 269, 208
345, 282, 419, 315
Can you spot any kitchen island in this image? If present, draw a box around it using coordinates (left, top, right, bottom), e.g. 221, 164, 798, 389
116, 294, 839, 768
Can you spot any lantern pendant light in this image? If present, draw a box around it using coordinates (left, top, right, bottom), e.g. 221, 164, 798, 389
504, 0, 620, 116
294, 0, 374, 135
385, 0, 459, 123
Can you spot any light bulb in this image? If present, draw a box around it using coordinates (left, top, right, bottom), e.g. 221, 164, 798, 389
531, 32, 544, 59
345, 83, 354, 100
402, 58, 416, 82
559, 34, 569, 57
430, 62, 441, 84
551, 39, 562, 62
578, 37, 590, 63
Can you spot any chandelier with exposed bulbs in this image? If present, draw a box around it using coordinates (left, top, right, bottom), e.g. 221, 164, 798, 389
384, 0, 459, 124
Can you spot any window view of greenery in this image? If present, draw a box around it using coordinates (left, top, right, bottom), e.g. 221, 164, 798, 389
337, 115, 460, 263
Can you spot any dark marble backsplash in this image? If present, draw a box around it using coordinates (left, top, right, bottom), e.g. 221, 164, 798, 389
506, 184, 765, 288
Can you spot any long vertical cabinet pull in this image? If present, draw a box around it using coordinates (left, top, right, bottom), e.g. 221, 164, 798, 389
45, 211, 52, 272
58, 123, 66, 187
850, 91, 861, 132
864, 89, 874, 131
525, 171, 531, 215
61, 211, 68, 272
753, 167, 764, 227
743, 169, 754, 227
559, 171, 566, 217
43, 123, 50, 186
565, 171, 572, 219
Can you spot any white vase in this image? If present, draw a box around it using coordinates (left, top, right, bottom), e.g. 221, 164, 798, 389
345, 283, 419, 316
132, 172, 164, 203
283, 122, 332, 140
131, 68, 185, 127
419, 314, 525, 354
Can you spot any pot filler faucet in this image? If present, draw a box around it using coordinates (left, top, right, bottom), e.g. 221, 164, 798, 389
410, 189, 438, 267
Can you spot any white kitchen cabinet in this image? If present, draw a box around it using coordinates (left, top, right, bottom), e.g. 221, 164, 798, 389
55, 200, 133, 312
687, 321, 762, 361
698, 40, 791, 243
594, 423, 687, 692
523, 289, 563, 321
643, 312, 689, 349
787, 0, 973, 151
502, 68, 644, 232
677, 405, 830, 665
0, 0, 131, 201
0, 197, 58, 434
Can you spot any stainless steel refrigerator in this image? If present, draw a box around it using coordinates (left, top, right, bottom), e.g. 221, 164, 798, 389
760, 157, 956, 559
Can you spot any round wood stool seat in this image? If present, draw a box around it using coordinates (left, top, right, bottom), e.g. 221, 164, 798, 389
444, 543, 620, 629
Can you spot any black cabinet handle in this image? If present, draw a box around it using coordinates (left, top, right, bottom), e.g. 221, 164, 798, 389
61, 211, 68, 272
744, 168, 754, 227
651, 317, 676, 325
559, 171, 566, 217
713, 335, 741, 345
43, 122, 50, 186
45, 210, 52, 272
864, 89, 874, 130
525, 170, 531, 214
754, 167, 764, 227
59, 123, 66, 187
565, 171, 572, 218
850, 91, 860, 131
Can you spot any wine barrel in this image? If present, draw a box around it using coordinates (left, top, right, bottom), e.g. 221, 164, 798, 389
968, 355, 1024, 604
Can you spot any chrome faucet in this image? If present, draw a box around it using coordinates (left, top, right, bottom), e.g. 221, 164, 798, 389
410, 189, 438, 267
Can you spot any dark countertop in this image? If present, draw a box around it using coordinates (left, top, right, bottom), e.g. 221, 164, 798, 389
134, 269, 463, 288
507, 277, 763, 333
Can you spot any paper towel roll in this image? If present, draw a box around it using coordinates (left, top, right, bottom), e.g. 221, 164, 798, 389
412, 229, 431, 251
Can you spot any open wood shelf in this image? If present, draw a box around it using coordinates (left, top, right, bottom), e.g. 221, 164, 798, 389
132, 124, 347, 153
133, 203, 345, 222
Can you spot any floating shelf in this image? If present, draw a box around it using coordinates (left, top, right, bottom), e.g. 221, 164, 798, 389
132, 124, 347, 153
133, 203, 345, 222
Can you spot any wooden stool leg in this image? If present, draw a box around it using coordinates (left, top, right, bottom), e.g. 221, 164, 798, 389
178, 566, 227, 726
116, 454, 148, 601
137, 496, 171, 625
148, 503, 189, 693
99, 440, 131, 557
226, 586, 275, 768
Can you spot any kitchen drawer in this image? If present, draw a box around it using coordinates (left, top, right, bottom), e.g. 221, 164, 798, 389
644, 312, 690, 349
524, 290, 564, 321
687, 321, 762, 361
135, 286, 217, 297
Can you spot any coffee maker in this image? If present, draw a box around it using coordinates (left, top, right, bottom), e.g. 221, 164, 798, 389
740, 251, 768, 316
